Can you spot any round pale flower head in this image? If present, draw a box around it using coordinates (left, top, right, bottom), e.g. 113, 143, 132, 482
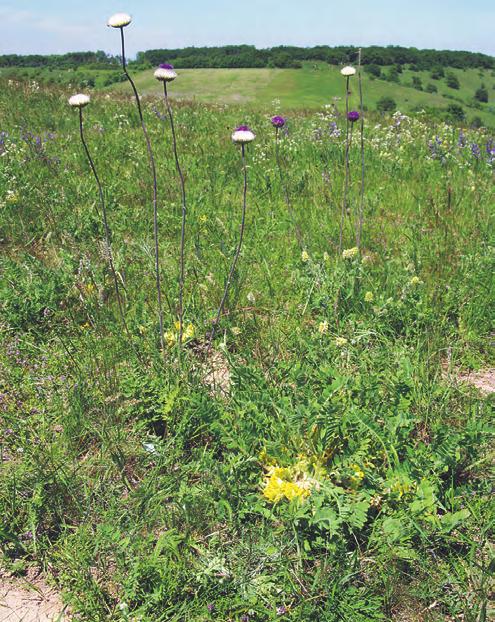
341, 66, 356, 77
271, 115, 286, 128
154, 63, 177, 82
232, 125, 255, 144
347, 110, 360, 123
107, 13, 132, 28
68, 93, 90, 108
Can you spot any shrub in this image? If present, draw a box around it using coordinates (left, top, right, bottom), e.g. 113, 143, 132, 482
426, 83, 438, 93
412, 76, 423, 90
474, 84, 488, 103
446, 72, 460, 89
446, 103, 465, 121
376, 96, 397, 112
364, 64, 382, 78
430, 66, 445, 79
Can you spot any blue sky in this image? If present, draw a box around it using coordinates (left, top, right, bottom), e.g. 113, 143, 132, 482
1, 0, 494, 57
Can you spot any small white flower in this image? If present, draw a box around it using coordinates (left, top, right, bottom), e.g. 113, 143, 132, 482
68, 93, 90, 108
154, 67, 177, 82
232, 126, 256, 144
107, 13, 132, 28
342, 246, 359, 259
341, 66, 356, 77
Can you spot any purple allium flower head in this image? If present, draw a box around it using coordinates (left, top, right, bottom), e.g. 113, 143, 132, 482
159, 63, 174, 70
276, 605, 288, 616
271, 115, 286, 128
236, 125, 251, 132
207, 603, 215, 613
347, 110, 360, 123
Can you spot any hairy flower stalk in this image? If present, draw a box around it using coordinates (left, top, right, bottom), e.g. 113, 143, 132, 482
271, 116, 302, 246
208, 127, 254, 348
339, 67, 355, 253
356, 49, 366, 250
156, 65, 187, 347
108, 14, 166, 353
70, 95, 129, 339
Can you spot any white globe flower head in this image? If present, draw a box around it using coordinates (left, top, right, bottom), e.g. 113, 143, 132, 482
232, 125, 256, 144
341, 66, 356, 77
107, 13, 132, 28
68, 93, 90, 108
154, 64, 177, 82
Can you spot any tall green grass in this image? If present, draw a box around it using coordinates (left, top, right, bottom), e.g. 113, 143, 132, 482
0, 79, 493, 621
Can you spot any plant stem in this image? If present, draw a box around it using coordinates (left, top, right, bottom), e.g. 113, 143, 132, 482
163, 82, 187, 347
356, 48, 366, 250
208, 144, 248, 349
78, 108, 129, 338
339, 75, 350, 253
275, 127, 302, 247
119, 27, 166, 354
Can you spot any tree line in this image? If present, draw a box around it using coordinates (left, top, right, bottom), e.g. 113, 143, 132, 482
1, 45, 493, 70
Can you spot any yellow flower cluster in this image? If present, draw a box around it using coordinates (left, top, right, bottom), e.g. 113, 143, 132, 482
349, 463, 365, 486
335, 337, 348, 347
301, 250, 310, 263
409, 276, 423, 286
318, 320, 329, 335
342, 247, 359, 260
165, 321, 195, 347
364, 291, 374, 303
262, 459, 322, 504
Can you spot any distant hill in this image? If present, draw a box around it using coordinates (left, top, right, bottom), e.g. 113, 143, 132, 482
1, 45, 493, 71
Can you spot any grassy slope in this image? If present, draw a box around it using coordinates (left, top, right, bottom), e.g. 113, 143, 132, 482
2, 63, 495, 124
109, 63, 495, 123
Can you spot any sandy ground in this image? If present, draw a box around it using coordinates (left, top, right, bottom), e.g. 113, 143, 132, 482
0, 570, 69, 622
457, 368, 495, 395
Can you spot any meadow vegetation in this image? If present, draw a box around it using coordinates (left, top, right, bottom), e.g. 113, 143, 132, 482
0, 63, 494, 622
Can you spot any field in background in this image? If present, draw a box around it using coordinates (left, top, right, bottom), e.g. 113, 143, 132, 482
2, 62, 495, 125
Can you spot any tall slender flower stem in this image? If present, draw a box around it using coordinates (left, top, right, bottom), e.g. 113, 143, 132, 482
163, 82, 187, 346
78, 108, 129, 338
339, 76, 351, 253
356, 49, 366, 250
119, 26, 166, 353
275, 127, 302, 246
208, 144, 248, 349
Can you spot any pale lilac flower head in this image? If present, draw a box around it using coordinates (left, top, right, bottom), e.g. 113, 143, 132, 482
341, 66, 356, 77
271, 115, 286, 128
68, 93, 90, 108
107, 13, 132, 28
232, 125, 256, 144
154, 63, 177, 82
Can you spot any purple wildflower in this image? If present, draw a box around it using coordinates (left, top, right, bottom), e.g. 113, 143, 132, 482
236, 125, 251, 132
471, 143, 481, 160
240, 616, 250, 622
271, 115, 286, 128
159, 63, 174, 70
328, 121, 341, 138
458, 130, 466, 148
347, 110, 360, 123
277, 605, 288, 616
207, 603, 215, 613
486, 139, 495, 164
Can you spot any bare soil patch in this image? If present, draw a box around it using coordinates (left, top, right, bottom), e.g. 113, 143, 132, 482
457, 368, 495, 395
0, 569, 69, 622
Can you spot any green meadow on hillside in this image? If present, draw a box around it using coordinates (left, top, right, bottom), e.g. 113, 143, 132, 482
2, 62, 495, 125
